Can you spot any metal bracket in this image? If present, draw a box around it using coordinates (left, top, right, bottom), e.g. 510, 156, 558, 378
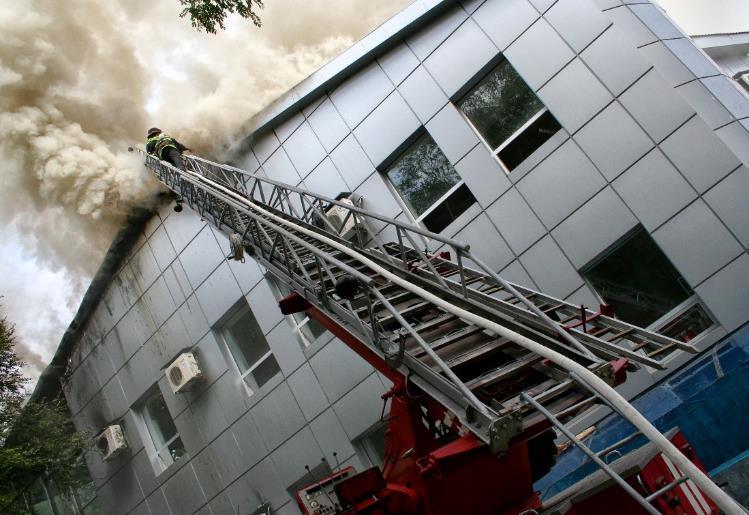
384, 331, 406, 367
591, 362, 615, 386
489, 411, 523, 454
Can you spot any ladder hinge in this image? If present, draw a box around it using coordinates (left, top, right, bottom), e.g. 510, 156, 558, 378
488, 411, 523, 454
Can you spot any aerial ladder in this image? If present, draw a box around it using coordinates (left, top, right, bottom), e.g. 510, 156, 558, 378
135, 148, 745, 515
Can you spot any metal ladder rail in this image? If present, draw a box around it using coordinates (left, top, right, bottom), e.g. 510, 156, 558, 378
148, 154, 617, 447
146, 155, 504, 432
390, 244, 697, 361
141, 153, 745, 514
183, 156, 611, 361
182, 154, 695, 368
523, 370, 716, 515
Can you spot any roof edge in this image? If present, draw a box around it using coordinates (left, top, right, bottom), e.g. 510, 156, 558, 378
235, 0, 458, 146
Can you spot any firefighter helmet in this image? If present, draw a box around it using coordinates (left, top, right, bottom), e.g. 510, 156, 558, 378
147, 127, 162, 138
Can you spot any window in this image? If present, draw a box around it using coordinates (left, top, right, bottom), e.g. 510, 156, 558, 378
581, 228, 713, 343
458, 59, 562, 171
141, 390, 185, 472
385, 133, 476, 233
220, 302, 281, 392
357, 422, 388, 469
268, 277, 327, 348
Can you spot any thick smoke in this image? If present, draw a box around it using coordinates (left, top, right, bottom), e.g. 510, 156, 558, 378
0, 0, 410, 378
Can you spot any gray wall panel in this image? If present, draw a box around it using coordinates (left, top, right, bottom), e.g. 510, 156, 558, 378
538, 58, 613, 133
195, 262, 243, 327
612, 148, 697, 230
487, 188, 546, 255
580, 25, 650, 95
330, 134, 375, 190
454, 143, 512, 208
696, 255, 749, 332
519, 235, 583, 299
283, 121, 327, 178
653, 200, 743, 286
472, 0, 539, 51
330, 62, 394, 129
307, 98, 350, 153
353, 91, 420, 166
378, 42, 420, 85
251, 382, 305, 451
406, 5, 467, 60
552, 187, 637, 268
574, 101, 653, 181
426, 104, 480, 165
704, 167, 749, 248
517, 140, 605, 228
504, 18, 575, 90
161, 463, 207, 515
398, 65, 449, 123
424, 18, 497, 97
619, 70, 694, 143
660, 116, 741, 193
546, 0, 610, 53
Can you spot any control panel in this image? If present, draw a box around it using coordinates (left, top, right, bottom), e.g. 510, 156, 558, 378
295, 466, 354, 515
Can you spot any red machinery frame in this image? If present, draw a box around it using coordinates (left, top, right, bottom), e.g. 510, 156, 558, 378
281, 293, 717, 515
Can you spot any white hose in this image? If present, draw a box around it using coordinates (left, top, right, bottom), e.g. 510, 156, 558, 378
183, 166, 746, 514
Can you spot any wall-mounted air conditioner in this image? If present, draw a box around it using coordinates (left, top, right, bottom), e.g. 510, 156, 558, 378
325, 193, 362, 240
97, 425, 128, 461
166, 352, 203, 394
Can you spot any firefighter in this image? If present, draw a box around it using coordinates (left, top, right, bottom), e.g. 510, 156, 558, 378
146, 128, 190, 170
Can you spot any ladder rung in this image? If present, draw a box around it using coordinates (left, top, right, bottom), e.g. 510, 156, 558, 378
466, 354, 542, 390
443, 336, 510, 368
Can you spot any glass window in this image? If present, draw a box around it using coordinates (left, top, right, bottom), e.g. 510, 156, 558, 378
268, 277, 327, 348
357, 422, 388, 469
581, 228, 713, 342
385, 133, 476, 233
458, 59, 562, 171
142, 391, 185, 472
221, 303, 281, 392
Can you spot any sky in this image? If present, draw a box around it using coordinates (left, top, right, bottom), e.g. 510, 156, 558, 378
1, 0, 748, 389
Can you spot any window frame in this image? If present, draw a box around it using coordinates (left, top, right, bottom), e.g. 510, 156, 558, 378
457, 58, 560, 174
139, 389, 185, 473
266, 276, 328, 349
381, 132, 476, 233
580, 228, 715, 347
218, 301, 281, 395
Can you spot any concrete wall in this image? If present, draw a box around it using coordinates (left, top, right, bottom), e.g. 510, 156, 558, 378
63, 0, 749, 513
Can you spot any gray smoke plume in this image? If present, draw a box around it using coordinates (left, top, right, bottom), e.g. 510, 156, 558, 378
0, 0, 410, 378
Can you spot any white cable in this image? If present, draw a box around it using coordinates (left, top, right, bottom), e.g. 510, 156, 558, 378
181, 165, 746, 514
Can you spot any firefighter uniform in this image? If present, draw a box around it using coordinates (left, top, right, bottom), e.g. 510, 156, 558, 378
146, 128, 188, 170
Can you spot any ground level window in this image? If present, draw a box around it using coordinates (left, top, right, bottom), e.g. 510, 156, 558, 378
141, 390, 185, 472
220, 301, 281, 392
581, 228, 713, 342
458, 59, 562, 172
385, 133, 476, 233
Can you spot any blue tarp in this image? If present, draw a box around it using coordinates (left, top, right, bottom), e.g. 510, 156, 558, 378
536, 323, 749, 499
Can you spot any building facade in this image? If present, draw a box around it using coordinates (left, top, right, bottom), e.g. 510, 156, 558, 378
55, 0, 749, 513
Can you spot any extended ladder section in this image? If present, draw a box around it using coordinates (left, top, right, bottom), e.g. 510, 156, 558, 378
139, 150, 744, 514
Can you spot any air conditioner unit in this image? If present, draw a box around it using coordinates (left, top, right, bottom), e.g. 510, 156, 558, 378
97, 425, 128, 461
166, 352, 203, 394
326, 197, 358, 239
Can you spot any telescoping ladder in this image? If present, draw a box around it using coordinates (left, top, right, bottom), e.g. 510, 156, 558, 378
137, 149, 744, 514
